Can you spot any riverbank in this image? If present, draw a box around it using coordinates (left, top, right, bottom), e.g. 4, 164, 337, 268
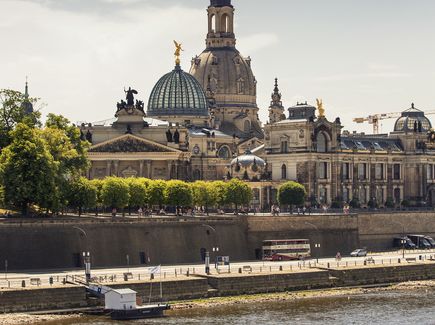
171, 279, 435, 310
0, 313, 82, 325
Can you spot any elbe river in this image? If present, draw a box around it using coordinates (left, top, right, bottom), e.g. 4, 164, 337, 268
50, 288, 435, 325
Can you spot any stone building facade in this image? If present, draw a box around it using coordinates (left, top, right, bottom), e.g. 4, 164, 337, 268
79, 0, 435, 209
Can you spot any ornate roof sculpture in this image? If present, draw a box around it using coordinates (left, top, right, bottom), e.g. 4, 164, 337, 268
230, 149, 266, 181
394, 103, 432, 133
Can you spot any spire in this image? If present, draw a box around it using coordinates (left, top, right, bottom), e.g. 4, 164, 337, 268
206, 0, 235, 48
270, 78, 283, 108
21, 77, 34, 115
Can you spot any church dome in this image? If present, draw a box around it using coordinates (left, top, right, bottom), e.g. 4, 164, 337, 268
190, 48, 257, 109
394, 103, 432, 132
147, 65, 209, 117
231, 150, 266, 168
230, 149, 266, 181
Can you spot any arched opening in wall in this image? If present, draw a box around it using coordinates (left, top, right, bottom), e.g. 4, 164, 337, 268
281, 164, 287, 180
193, 169, 201, 180
218, 146, 231, 159
394, 188, 401, 204
210, 14, 216, 33
221, 14, 229, 33
244, 120, 251, 133
316, 132, 328, 153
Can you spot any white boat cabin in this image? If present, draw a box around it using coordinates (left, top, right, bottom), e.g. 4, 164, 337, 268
105, 288, 137, 310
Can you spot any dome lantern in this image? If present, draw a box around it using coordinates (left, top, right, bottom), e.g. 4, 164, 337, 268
394, 103, 432, 133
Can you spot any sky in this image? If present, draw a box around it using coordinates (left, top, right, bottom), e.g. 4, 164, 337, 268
1, 0, 435, 134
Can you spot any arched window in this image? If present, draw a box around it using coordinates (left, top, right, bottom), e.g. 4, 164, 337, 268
221, 14, 229, 33
218, 146, 231, 159
281, 164, 287, 179
193, 169, 201, 181
316, 132, 328, 153
210, 14, 216, 33
244, 120, 251, 133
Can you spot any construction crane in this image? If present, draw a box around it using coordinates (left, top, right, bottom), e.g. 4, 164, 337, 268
353, 110, 435, 134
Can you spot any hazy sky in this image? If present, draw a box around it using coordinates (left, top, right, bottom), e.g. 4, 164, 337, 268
1, 0, 435, 133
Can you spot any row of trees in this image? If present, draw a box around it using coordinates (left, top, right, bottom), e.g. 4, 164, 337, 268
62, 177, 253, 216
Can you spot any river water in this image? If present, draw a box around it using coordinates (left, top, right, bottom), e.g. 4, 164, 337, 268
48, 288, 435, 325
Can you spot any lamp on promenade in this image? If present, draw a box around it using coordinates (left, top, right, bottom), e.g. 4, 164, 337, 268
390, 220, 406, 259
201, 224, 219, 273
304, 222, 321, 262
73, 226, 91, 282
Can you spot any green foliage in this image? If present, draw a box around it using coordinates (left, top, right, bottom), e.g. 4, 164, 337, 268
101, 177, 130, 209
225, 178, 253, 209
0, 124, 57, 215
0, 185, 4, 208
89, 179, 104, 206
213, 181, 228, 207
277, 181, 306, 207
65, 177, 97, 215
148, 180, 167, 207
126, 178, 148, 208
0, 89, 40, 149
192, 181, 217, 209
164, 180, 193, 207
385, 197, 394, 208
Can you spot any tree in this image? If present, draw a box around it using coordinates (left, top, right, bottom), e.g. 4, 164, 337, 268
65, 177, 97, 216
225, 178, 253, 212
0, 185, 4, 208
213, 180, 228, 208
89, 179, 104, 215
126, 178, 148, 213
101, 177, 130, 213
277, 181, 306, 210
191, 181, 217, 214
164, 180, 192, 211
0, 89, 40, 150
0, 123, 57, 216
148, 180, 167, 208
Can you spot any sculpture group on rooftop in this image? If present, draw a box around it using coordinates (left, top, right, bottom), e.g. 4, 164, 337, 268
116, 87, 145, 113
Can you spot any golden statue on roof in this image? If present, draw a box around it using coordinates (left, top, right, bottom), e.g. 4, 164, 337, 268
173, 40, 183, 65
316, 98, 325, 118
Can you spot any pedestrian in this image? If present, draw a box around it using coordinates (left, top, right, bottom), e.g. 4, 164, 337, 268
138, 207, 143, 217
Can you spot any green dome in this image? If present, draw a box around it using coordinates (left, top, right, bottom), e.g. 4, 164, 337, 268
147, 65, 209, 117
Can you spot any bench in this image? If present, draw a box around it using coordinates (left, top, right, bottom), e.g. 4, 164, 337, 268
405, 257, 417, 263
30, 278, 41, 285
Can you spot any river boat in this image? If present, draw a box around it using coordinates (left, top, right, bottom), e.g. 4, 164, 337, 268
110, 303, 170, 320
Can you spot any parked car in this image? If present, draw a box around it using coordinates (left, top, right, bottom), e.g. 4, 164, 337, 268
393, 237, 416, 249
407, 235, 432, 249
423, 236, 435, 248
350, 248, 368, 257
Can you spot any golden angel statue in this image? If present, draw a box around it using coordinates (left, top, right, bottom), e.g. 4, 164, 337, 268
173, 40, 183, 65
316, 98, 325, 118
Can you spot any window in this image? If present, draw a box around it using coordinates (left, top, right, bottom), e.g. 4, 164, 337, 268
427, 164, 434, 180
318, 162, 328, 179
221, 14, 229, 33
342, 187, 349, 202
393, 164, 401, 180
218, 146, 231, 159
341, 163, 350, 180
375, 163, 384, 180
359, 187, 367, 204
316, 132, 327, 153
358, 163, 367, 180
281, 141, 288, 153
394, 188, 401, 203
376, 187, 384, 204
281, 164, 287, 179
193, 169, 201, 180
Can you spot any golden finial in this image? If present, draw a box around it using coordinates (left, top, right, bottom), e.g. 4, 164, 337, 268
316, 98, 325, 118
173, 40, 183, 66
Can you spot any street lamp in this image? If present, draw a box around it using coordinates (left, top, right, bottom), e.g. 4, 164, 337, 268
390, 220, 406, 259
202, 224, 219, 273
73, 226, 91, 283
314, 243, 321, 263
304, 222, 321, 261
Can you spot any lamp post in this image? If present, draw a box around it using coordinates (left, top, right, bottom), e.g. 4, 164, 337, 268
73, 226, 91, 283
304, 222, 321, 261
390, 220, 406, 259
314, 243, 321, 263
202, 224, 219, 273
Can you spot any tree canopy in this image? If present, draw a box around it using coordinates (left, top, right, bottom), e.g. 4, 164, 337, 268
126, 177, 148, 208
148, 180, 167, 207
65, 177, 97, 216
225, 178, 253, 210
101, 177, 130, 210
164, 180, 193, 207
277, 181, 306, 207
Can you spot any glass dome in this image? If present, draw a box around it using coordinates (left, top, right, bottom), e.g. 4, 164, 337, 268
394, 103, 432, 132
147, 65, 209, 117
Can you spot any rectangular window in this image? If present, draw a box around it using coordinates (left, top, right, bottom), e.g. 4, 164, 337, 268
342, 187, 349, 202
318, 162, 328, 179
358, 163, 367, 180
393, 164, 401, 180
375, 163, 384, 180
427, 164, 433, 180
281, 141, 288, 153
341, 163, 350, 180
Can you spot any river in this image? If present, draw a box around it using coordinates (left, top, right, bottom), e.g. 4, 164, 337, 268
46, 288, 435, 325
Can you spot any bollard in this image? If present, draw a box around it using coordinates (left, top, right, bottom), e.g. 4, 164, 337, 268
238, 268, 242, 274
138, 274, 141, 280
63, 278, 66, 285
187, 269, 190, 277
398, 258, 401, 263
57, 276, 59, 283
260, 267, 262, 272
345, 262, 348, 267
419, 255, 422, 261
164, 272, 166, 279
364, 260, 367, 266
269, 266, 272, 272
175, 270, 177, 277
279, 265, 283, 271
150, 273, 154, 280
21, 280, 25, 288
193, 267, 196, 274
327, 262, 330, 268
49, 277, 53, 286
290, 265, 292, 271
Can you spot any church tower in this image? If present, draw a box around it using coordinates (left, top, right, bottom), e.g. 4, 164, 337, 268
268, 78, 285, 124
190, 0, 263, 140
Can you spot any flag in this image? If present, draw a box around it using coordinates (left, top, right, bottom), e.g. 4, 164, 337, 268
149, 265, 161, 275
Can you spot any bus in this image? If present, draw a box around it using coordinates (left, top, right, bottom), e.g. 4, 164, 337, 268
262, 239, 311, 261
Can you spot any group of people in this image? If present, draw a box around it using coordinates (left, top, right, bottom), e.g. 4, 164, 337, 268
271, 204, 280, 216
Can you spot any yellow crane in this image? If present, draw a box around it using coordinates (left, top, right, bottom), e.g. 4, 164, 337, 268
353, 110, 435, 134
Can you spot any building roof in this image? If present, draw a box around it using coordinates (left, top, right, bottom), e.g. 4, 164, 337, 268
109, 288, 137, 295
394, 103, 432, 133
231, 150, 266, 167
147, 64, 209, 117
340, 136, 403, 152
